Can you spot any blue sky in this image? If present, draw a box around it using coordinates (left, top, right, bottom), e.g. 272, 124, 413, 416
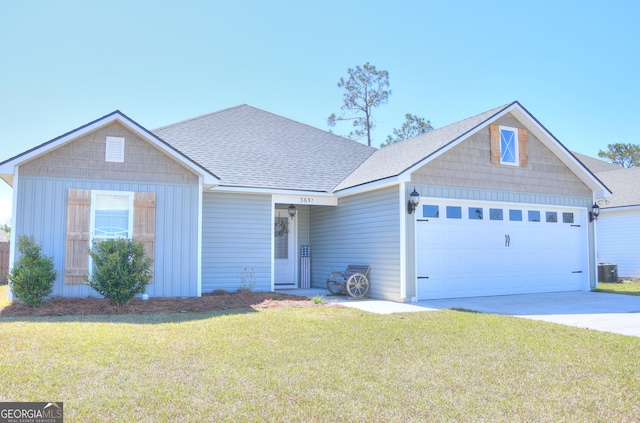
1, 0, 638, 223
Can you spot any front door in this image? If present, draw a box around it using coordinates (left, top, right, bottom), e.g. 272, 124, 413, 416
274, 215, 296, 287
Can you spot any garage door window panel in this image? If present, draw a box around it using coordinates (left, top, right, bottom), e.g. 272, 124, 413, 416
546, 212, 558, 223
563, 212, 574, 224
469, 207, 483, 220
446, 206, 462, 219
423, 205, 439, 218
528, 211, 541, 222
490, 209, 503, 221
509, 209, 523, 221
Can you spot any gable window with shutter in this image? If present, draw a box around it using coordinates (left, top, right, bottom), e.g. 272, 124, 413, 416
65, 188, 155, 285
490, 124, 528, 167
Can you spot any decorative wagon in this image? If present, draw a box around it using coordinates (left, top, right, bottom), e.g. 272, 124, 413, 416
326, 265, 371, 298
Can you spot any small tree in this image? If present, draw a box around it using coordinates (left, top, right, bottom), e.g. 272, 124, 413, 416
327, 62, 391, 146
1, 223, 10, 241
598, 143, 640, 168
8, 235, 57, 307
86, 238, 152, 307
380, 113, 434, 147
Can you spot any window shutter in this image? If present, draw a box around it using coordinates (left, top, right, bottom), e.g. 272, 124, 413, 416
489, 124, 500, 164
133, 192, 156, 284
518, 128, 528, 167
65, 189, 91, 284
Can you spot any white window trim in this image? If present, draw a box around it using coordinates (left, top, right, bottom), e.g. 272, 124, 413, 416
88, 190, 134, 276
105, 136, 125, 163
89, 190, 134, 243
499, 126, 519, 166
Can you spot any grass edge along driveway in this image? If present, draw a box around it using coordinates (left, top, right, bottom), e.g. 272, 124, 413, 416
1, 300, 639, 422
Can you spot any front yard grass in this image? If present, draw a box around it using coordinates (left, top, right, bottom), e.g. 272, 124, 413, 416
595, 281, 640, 296
1, 285, 640, 422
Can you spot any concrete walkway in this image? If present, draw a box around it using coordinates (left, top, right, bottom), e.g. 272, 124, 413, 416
420, 291, 640, 337
282, 288, 640, 337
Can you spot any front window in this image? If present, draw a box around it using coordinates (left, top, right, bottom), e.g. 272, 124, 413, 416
91, 191, 134, 242
500, 127, 519, 165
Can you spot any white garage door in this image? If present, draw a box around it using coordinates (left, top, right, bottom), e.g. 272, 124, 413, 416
416, 200, 588, 300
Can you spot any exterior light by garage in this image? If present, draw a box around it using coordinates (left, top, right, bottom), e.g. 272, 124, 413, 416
589, 203, 600, 222
407, 188, 420, 214
288, 204, 297, 219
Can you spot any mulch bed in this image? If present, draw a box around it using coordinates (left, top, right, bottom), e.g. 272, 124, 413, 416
0, 291, 343, 317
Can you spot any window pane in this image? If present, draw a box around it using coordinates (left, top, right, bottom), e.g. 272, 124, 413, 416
423, 205, 439, 218
509, 209, 522, 221
446, 206, 462, 219
546, 212, 558, 223
490, 208, 503, 220
468, 207, 483, 220
94, 210, 129, 238
528, 210, 540, 222
562, 212, 574, 224
274, 217, 288, 259
94, 193, 130, 238
500, 129, 516, 164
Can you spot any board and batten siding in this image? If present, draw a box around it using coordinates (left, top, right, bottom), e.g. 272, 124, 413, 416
14, 175, 200, 297
19, 121, 198, 185
201, 192, 272, 293
597, 210, 640, 278
310, 185, 402, 301
412, 113, 593, 198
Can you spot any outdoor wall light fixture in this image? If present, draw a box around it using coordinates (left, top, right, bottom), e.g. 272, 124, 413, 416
589, 203, 600, 222
407, 188, 420, 215
288, 204, 297, 219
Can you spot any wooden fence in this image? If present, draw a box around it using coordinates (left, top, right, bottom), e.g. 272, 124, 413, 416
0, 242, 9, 284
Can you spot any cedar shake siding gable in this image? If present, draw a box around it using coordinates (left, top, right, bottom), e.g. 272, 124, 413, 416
412, 113, 592, 198
19, 122, 199, 185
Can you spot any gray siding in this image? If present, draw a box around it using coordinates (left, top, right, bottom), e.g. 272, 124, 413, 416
412, 113, 593, 198
310, 186, 402, 301
202, 192, 272, 293
14, 175, 199, 297
20, 122, 198, 185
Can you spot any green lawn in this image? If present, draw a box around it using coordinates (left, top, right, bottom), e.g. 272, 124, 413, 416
595, 281, 640, 296
1, 285, 640, 422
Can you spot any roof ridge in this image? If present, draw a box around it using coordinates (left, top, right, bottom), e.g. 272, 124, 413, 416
152, 104, 250, 131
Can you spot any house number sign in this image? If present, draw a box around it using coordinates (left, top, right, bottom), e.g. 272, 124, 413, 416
273, 194, 338, 207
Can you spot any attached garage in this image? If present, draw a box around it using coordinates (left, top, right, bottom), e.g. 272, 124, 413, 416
416, 199, 588, 300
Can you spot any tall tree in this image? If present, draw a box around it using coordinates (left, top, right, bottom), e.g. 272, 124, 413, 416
380, 113, 433, 147
327, 63, 391, 146
598, 143, 640, 168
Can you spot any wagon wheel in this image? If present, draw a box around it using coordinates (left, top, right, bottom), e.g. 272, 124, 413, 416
346, 273, 369, 298
326, 272, 346, 295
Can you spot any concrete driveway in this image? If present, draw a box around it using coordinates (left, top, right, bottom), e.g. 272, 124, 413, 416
419, 291, 640, 337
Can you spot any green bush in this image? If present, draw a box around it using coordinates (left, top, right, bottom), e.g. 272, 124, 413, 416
8, 235, 57, 307
86, 238, 153, 306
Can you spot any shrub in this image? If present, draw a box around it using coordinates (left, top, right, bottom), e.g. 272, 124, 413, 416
86, 238, 153, 307
8, 235, 57, 307
311, 295, 325, 304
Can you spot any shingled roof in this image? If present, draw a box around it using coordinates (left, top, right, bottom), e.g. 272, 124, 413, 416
594, 167, 640, 208
153, 105, 374, 192
334, 103, 513, 191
